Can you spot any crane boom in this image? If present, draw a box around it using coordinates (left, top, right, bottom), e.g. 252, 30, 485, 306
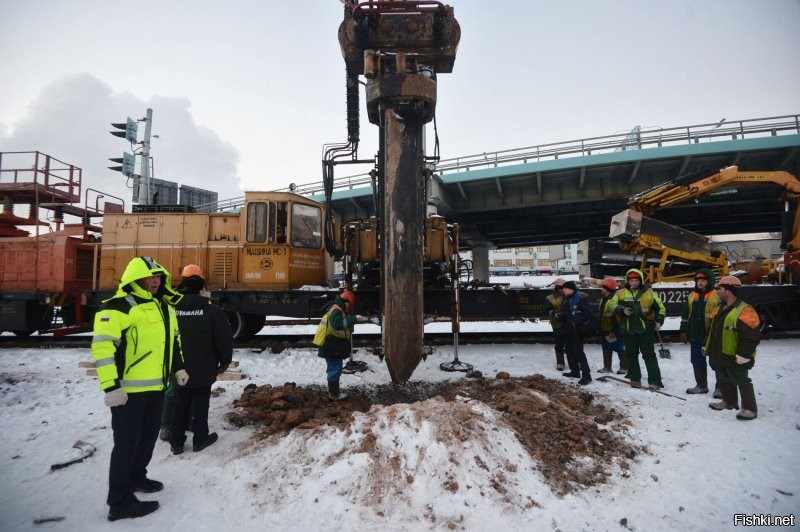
611, 165, 800, 283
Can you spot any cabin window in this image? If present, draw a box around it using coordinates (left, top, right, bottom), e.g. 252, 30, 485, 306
246, 202, 267, 243
290, 203, 322, 249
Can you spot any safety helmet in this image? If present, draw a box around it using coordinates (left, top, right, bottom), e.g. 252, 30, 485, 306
340, 290, 356, 306
553, 278, 566, 287
717, 275, 742, 287
181, 264, 205, 279
601, 278, 617, 291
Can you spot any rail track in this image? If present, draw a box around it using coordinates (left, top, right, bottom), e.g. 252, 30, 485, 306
2, 328, 798, 350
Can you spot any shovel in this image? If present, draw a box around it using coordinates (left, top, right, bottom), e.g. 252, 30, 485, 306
342, 334, 368, 374
656, 329, 671, 359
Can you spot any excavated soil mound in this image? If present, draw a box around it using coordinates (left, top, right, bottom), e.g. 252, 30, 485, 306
226, 374, 642, 495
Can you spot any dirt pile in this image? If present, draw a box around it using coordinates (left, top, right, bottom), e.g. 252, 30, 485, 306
226, 373, 642, 495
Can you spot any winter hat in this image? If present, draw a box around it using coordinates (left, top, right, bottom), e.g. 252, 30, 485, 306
562, 280, 578, 291
601, 278, 617, 291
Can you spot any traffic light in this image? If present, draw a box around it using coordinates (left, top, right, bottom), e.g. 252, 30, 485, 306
108, 152, 135, 176
110, 117, 138, 142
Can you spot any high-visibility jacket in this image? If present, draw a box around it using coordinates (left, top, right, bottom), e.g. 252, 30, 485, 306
546, 292, 565, 332
680, 289, 721, 342
705, 299, 760, 368
598, 293, 620, 334
92, 257, 182, 393
613, 286, 665, 335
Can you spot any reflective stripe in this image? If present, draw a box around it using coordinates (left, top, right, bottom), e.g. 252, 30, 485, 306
95, 358, 115, 368
121, 378, 163, 387
92, 334, 120, 345
125, 294, 139, 308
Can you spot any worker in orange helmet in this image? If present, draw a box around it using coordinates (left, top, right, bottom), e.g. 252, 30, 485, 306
705, 275, 761, 420
597, 277, 627, 374
313, 290, 358, 400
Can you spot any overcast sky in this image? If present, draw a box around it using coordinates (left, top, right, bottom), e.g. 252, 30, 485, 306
1, 0, 799, 207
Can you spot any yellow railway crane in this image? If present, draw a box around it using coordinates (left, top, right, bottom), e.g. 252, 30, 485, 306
611, 166, 800, 283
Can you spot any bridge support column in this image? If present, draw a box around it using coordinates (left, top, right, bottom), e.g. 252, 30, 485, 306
471, 244, 490, 283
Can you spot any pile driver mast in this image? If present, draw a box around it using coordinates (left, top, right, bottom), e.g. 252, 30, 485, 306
336, 1, 460, 382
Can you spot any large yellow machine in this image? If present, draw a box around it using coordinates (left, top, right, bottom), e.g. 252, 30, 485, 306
99, 191, 328, 292
611, 166, 800, 283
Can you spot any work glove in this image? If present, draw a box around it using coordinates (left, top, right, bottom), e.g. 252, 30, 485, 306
605, 333, 616, 343
217, 363, 229, 375
623, 307, 635, 316
175, 369, 190, 386
735, 355, 750, 365
104, 388, 128, 408
680, 332, 687, 344
553, 312, 564, 320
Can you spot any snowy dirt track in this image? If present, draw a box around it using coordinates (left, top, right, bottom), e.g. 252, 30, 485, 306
1, 337, 798, 531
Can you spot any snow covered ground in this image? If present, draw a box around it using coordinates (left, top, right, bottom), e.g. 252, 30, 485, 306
1, 329, 798, 531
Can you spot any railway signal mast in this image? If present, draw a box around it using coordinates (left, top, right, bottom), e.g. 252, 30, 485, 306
109, 108, 154, 205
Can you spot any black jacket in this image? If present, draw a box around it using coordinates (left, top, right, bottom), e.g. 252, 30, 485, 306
174, 294, 234, 387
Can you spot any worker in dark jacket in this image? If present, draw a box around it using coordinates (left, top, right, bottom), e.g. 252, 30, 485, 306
92, 256, 182, 521
314, 291, 357, 400
168, 265, 233, 454
680, 268, 721, 395
558, 281, 593, 385
613, 268, 666, 389
706, 275, 760, 420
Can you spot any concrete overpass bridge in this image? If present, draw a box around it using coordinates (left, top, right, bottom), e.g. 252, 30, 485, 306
302, 114, 800, 250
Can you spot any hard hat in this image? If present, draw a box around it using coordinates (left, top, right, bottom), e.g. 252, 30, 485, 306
717, 275, 742, 287
626, 270, 641, 279
553, 278, 566, 287
601, 278, 617, 291
340, 290, 356, 306
181, 264, 205, 279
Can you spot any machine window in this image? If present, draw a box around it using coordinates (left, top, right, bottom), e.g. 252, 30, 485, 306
246, 202, 267, 243
290, 203, 322, 249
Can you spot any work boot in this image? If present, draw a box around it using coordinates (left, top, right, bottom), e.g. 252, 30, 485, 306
193, 432, 218, 452
108, 499, 159, 521
709, 383, 739, 410
736, 383, 758, 420
133, 478, 164, 493
555, 351, 565, 372
686, 367, 709, 394
599, 351, 613, 373
327, 380, 349, 401
617, 353, 628, 374
642, 354, 664, 389
561, 371, 580, 378
630, 380, 641, 388
712, 382, 722, 399
578, 376, 592, 385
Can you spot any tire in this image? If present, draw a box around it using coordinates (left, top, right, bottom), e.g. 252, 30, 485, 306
225, 312, 266, 341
